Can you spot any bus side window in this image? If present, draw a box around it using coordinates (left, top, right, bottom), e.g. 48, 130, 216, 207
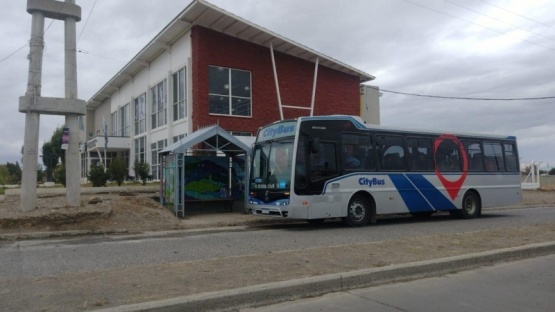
377, 135, 405, 171
484, 142, 504, 171
407, 137, 433, 171
504, 143, 518, 172
435, 139, 461, 172
463, 141, 484, 171
342, 133, 374, 171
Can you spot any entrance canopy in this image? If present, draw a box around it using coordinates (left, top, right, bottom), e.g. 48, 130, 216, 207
160, 125, 253, 156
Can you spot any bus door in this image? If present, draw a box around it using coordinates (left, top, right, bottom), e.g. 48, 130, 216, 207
307, 140, 341, 219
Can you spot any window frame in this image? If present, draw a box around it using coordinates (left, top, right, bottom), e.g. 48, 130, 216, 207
151, 79, 167, 130
134, 93, 147, 135
120, 103, 130, 137
172, 67, 186, 122
208, 65, 252, 117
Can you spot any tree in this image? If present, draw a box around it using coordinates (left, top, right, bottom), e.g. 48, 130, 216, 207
0, 164, 8, 186
6, 162, 22, 184
109, 158, 127, 186
36, 164, 45, 183
550, 168, 555, 175
133, 161, 150, 185
41, 127, 64, 182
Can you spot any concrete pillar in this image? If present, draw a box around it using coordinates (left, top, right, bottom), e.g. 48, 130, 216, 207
20, 0, 85, 211
64, 0, 80, 206
20, 11, 45, 212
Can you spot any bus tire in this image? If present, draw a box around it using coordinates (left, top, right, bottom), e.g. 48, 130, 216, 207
460, 191, 481, 219
344, 194, 371, 227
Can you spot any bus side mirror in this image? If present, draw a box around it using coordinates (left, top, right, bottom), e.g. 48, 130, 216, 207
309, 138, 320, 154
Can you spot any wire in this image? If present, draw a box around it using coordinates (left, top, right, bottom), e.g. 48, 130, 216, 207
401, 0, 555, 51
0, 2, 66, 64
446, 0, 555, 43
77, 0, 98, 43
480, 0, 555, 31
0, 44, 28, 64
76, 49, 125, 62
374, 88, 555, 101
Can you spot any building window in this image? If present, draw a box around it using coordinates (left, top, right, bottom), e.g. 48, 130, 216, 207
151, 139, 167, 180
111, 111, 118, 136
230, 131, 252, 136
173, 134, 186, 143
134, 93, 146, 135
120, 103, 130, 137
173, 68, 186, 121
208, 66, 251, 117
134, 136, 146, 164
151, 79, 167, 129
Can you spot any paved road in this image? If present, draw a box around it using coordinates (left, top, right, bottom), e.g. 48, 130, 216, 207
1, 206, 554, 280
241, 254, 555, 312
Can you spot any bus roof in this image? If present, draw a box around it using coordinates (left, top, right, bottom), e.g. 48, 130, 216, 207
293, 115, 517, 141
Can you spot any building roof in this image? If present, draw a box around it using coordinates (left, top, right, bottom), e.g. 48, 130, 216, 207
87, 0, 374, 109
160, 125, 251, 156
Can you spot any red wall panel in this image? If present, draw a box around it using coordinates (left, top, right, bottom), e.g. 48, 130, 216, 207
191, 26, 360, 135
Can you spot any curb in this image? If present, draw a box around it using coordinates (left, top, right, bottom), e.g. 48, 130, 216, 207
92, 241, 555, 312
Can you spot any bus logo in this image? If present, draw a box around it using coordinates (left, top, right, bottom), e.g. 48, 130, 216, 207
434, 134, 468, 200
359, 177, 385, 187
258, 121, 297, 141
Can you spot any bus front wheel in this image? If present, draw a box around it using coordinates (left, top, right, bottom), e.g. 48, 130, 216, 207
344, 194, 371, 227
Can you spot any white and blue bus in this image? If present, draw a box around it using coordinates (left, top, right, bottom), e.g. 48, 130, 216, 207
247, 115, 521, 226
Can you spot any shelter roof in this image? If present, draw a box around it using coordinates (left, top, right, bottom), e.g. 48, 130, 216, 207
160, 125, 252, 156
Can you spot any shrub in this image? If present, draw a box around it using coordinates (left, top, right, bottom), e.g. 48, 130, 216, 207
133, 161, 150, 186
109, 158, 127, 186
88, 164, 109, 187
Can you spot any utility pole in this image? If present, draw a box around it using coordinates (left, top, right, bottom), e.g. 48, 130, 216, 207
19, 0, 86, 211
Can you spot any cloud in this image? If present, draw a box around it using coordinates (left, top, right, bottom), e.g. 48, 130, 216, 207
1, 0, 554, 167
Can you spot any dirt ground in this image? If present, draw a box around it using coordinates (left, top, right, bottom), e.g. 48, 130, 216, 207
1, 188, 555, 235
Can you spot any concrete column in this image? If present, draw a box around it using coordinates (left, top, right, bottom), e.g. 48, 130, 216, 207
64, 0, 80, 206
20, 11, 45, 212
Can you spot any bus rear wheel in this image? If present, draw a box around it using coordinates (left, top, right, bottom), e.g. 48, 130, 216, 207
452, 191, 481, 219
344, 194, 371, 227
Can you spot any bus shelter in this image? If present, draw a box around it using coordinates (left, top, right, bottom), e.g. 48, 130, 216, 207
159, 125, 253, 217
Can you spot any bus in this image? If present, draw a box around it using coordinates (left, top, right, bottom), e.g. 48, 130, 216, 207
247, 115, 521, 226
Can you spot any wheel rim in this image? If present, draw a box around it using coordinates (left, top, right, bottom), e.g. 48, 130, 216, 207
349, 201, 365, 222
464, 196, 477, 215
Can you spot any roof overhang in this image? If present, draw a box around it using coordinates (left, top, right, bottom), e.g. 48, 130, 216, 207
160, 125, 251, 156
86, 0, 374, 109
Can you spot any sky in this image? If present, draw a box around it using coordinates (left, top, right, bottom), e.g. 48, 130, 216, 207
1, 0, 554, 169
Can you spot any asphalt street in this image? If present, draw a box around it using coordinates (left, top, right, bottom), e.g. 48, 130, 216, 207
1, 206, 553, 280
241, 254, 555, 312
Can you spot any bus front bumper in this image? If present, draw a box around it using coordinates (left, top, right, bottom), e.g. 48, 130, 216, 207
249, 206, 289, 218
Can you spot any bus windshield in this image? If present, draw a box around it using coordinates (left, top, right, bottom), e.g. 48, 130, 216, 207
250, 138, 294, 190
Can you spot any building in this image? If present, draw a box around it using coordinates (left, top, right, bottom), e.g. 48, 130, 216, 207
81, 0, 378, 183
